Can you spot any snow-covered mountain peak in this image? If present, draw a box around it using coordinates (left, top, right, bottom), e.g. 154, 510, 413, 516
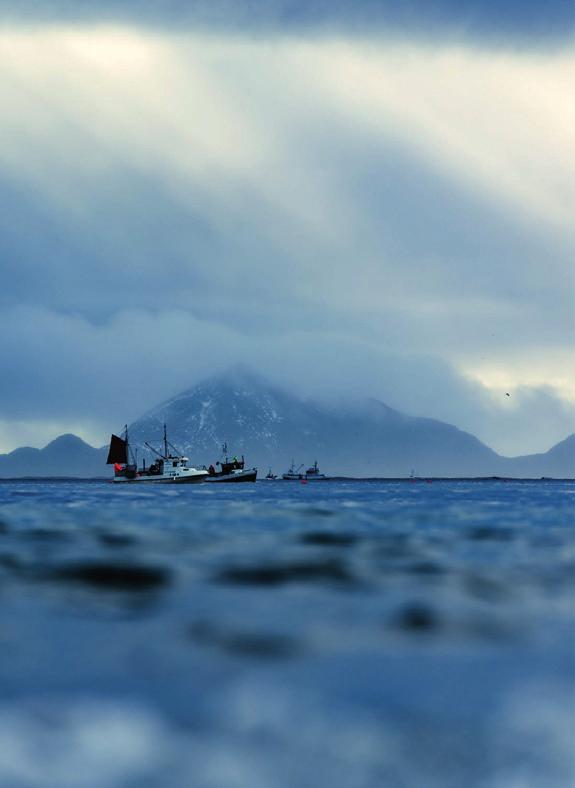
122, 368, 575, 477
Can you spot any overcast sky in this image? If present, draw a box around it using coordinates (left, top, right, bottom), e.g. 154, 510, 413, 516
0, 1, 574, 456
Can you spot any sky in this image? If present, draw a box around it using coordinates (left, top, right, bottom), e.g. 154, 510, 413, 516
0, 1, 574, 456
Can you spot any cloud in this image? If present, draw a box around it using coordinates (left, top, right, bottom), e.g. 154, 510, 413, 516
1, 0, 574, 42
0, 27, 573, 454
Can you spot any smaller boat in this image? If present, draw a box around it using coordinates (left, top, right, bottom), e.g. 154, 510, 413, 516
264, 469, 277, 480
282, 461, 304, 480
205, 444, 257, 483
304, 460, 327, 480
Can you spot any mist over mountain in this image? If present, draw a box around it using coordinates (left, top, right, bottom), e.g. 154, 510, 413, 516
0, 369, 573, 478
129, 368, 574, 477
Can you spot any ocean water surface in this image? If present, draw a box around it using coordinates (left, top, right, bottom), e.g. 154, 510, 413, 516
0, 479, 573, 787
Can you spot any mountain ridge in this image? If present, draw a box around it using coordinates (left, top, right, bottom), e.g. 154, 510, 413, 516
0, 369, 573, 478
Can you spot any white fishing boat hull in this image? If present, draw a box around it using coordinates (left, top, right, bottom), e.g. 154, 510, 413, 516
113, 468, 208, 484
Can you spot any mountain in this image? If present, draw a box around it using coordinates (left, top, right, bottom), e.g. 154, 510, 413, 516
0, 370, 573, 478
127, 368, 574, 478
0, 435, 108, 478
498, 433, 575, 479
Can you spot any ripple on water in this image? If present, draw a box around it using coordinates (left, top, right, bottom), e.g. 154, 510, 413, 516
390, 602, 441, 633
467, 526, 515, 542
298, 531, 358, 547
188, 621, 302, 660
463, 573, 510, 602
299, 507, 336, 518
47, 562, 172, 592
405, 560, 448, 576
96, 531, 139, 548
19, 527, 72, 543
214, 557, 358, 588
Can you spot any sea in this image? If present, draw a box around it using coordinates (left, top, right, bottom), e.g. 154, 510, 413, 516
0, 478, 573, 788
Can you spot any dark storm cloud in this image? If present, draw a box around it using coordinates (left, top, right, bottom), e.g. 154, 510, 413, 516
1, 0, 574, 41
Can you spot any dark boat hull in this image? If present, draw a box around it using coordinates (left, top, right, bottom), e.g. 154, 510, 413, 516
205, 469, 257, 483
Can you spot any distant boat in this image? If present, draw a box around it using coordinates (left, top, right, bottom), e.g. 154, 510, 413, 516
282, 460, 328, 480
282, 461, 304, 480
204, 443, 257, 483
107, 425, 207, 484
265, 468, 277, 480
304, 460, 327, 480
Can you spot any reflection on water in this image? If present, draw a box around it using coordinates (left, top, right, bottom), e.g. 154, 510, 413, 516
0, 479, 573, 787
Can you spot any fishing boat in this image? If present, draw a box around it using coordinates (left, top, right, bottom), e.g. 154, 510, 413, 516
264, 469, 277, 480
282, 461, 304, 480
106, 425, 208, 484
304, 460, 327, 480
205, 444, 257, 483
282, 460, 328, 480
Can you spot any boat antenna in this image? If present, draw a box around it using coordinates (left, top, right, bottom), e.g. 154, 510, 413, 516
164, 423, 169, 459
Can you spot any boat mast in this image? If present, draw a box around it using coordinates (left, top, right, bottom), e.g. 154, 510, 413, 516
163, 423, 169, 459
124, 423, 134, 466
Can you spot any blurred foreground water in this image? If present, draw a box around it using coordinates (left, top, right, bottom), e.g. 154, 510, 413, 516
0, 479, 573, 787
